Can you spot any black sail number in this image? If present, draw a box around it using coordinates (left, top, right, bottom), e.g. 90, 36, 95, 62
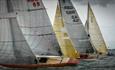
64, 6, 80, 24
72, 15, 79, 22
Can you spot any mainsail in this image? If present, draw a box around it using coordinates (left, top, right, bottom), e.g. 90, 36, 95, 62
0, 0, 79, 67
58, 0, 94, 54
53, 4, 80, 58
9, 0, 62, 56
85, 3, 108, 55
0, 0, 36, 64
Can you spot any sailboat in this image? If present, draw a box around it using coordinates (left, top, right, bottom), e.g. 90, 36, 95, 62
0, 0, 78, 68
56, 0, 95, 59
53, 2, 80, 59
85, 2, 108, 56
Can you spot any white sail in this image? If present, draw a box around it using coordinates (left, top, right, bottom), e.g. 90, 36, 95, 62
59, 0, 94, 54
0, 0, 36, 64
85, 3, 108, 55
10, 0, 62, 56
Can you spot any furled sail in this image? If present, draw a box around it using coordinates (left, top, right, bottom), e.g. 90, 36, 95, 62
59, 0, 94, 54
0, 0, 36, 64
53, 4, 80, 58
85, 3, 108, 55
10, 0, 62, 56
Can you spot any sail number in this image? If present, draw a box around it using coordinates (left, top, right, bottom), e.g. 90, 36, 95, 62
64, 6, 79, 23
64, 6, 74, 9
72, 15, 79, 22
27, 0, 40, 7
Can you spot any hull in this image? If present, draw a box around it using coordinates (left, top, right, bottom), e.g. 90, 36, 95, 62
79, 54, 97, 59
0, 58, 79, 68
0, 63, 77, 68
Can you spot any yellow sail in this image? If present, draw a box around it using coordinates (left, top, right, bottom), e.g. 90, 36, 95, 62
53, 5, 80, 58
85, 3, 108, 55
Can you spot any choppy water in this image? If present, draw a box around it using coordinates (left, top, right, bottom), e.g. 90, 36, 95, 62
0, 56, 115, 70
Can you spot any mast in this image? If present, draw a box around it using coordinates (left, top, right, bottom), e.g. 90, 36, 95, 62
58, 0, 94, 54
10, 0, 62, 56
53, 4, 80, 58
0, 0, 36, 64
85, 2, 108, 55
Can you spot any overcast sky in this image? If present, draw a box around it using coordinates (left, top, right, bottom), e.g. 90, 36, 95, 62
42, 0, 115, 49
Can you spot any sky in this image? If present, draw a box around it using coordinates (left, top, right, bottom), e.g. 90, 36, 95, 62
42, 0, 115, 49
